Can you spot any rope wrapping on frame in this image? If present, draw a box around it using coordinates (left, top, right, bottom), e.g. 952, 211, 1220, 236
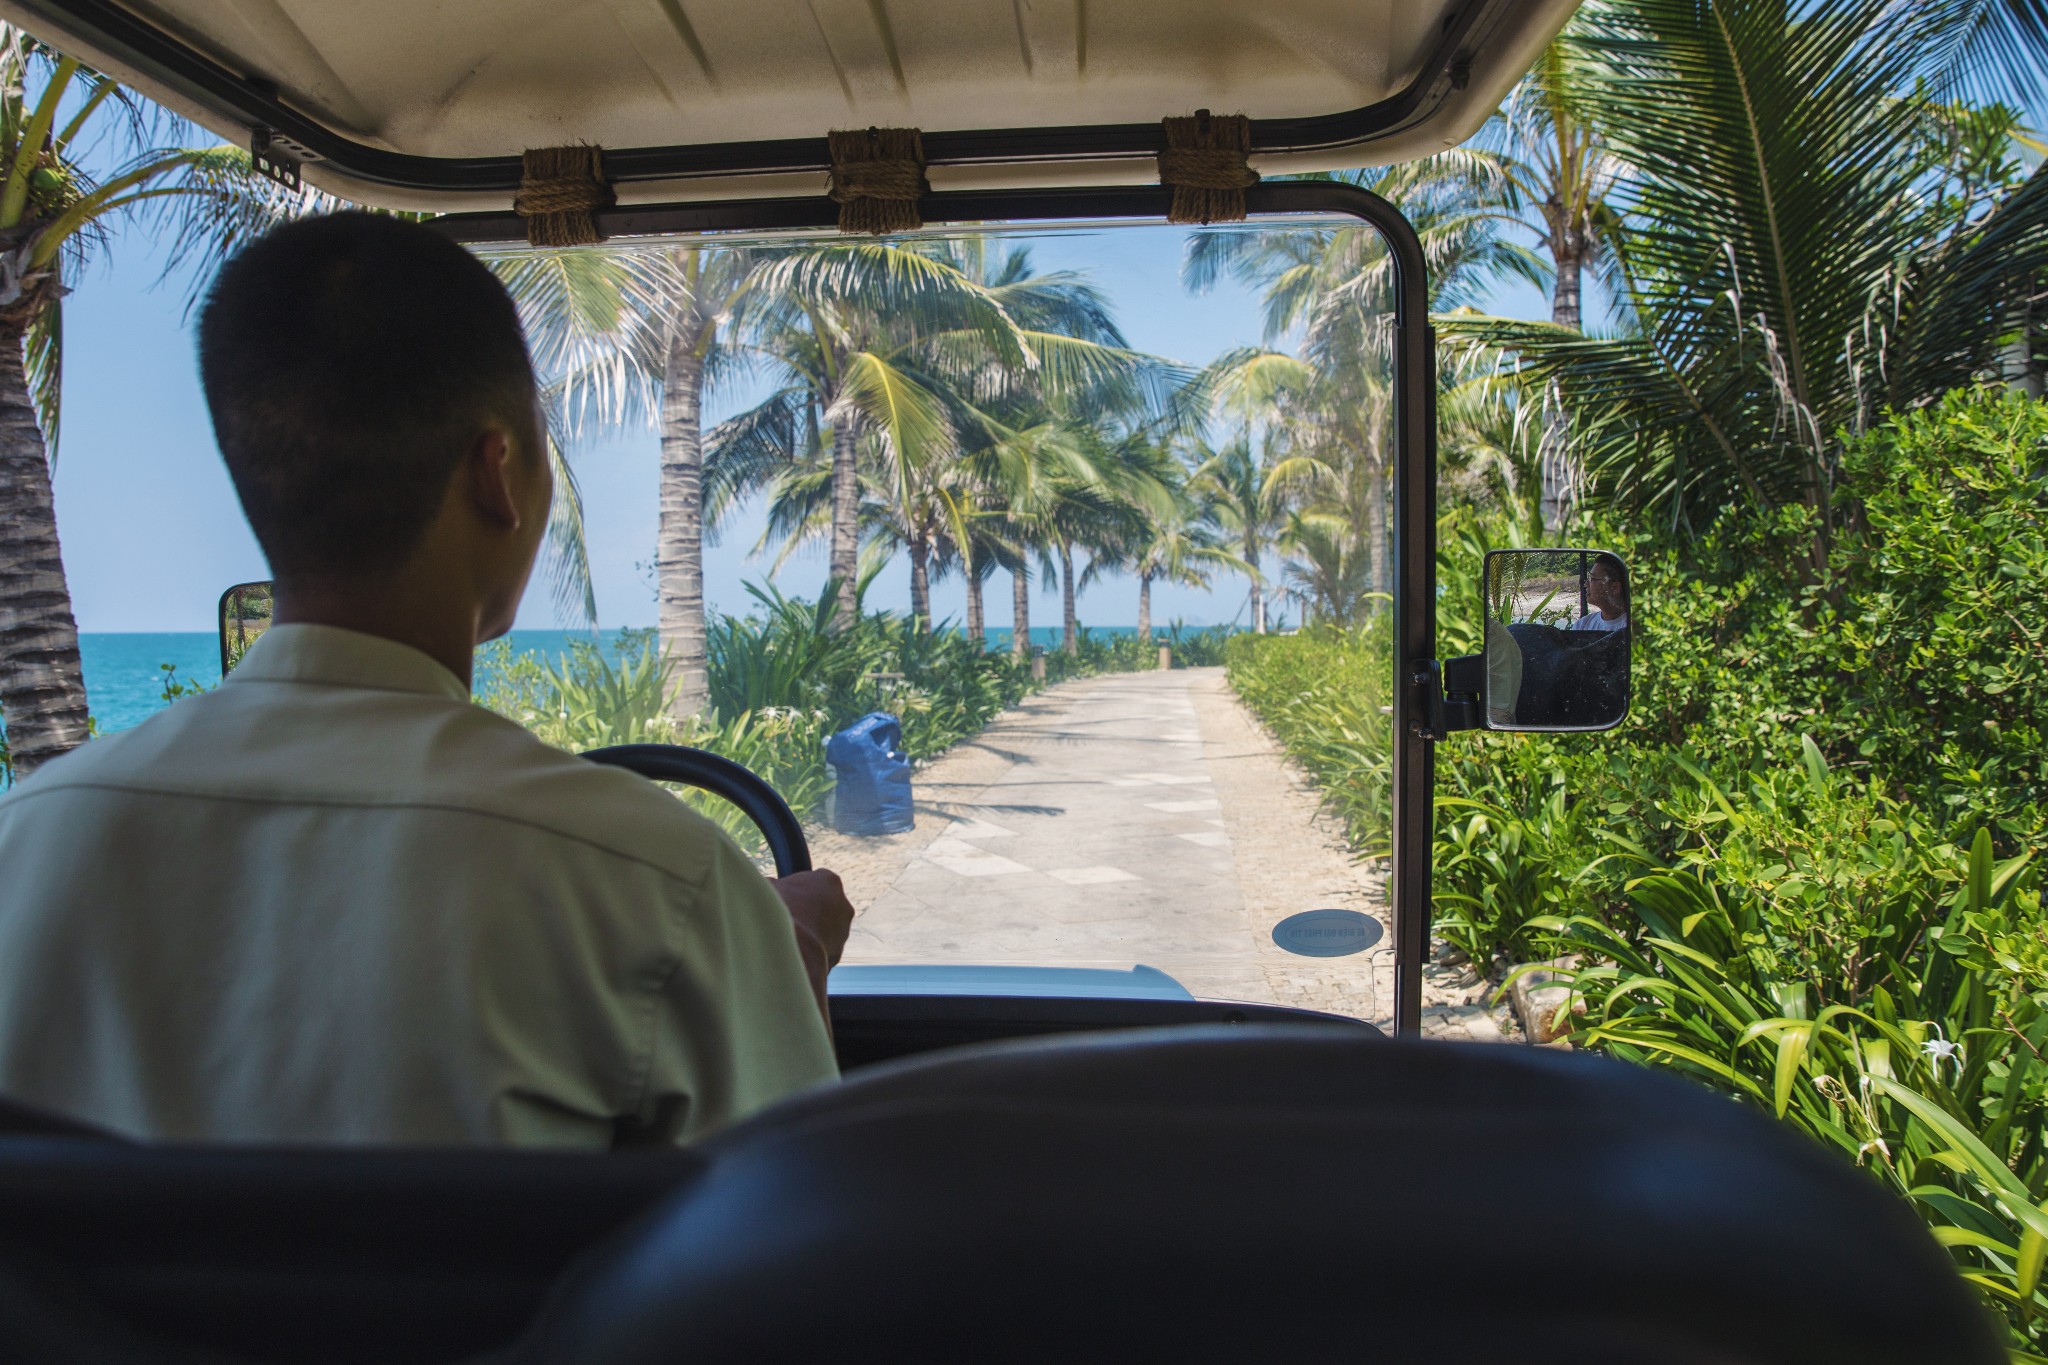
514, 145, 616, 247
1158, 110, 1259, 224
827, 127, 928, 234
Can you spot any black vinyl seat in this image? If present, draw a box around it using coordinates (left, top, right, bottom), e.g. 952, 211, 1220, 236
516, 1027, 2001, 1365
0, 1028, 2003, 1364
0, 1132, 702, 1364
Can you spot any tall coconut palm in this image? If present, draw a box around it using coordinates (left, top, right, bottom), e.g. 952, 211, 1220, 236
1185, 165, 1528, 615
1083, 451, 1244, 644
1444, 0, 2048, 570
1460, 12, 1627, 529
1187, 430, 1286, 633
717, 237, 1165, 635
493, 245, 758, 723
0, 34, 296, 779
713, 244, 1031, 630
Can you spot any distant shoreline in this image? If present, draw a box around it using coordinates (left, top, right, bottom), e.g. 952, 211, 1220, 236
75, 625, 1233, 737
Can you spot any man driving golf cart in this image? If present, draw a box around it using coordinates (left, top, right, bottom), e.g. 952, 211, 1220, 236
0, 213, 855, 1147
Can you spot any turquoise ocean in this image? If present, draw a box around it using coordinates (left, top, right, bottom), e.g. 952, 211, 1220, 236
77, 625, 1159, 736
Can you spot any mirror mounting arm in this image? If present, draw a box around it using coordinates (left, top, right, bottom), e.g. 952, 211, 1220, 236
1406, 658, 1482, 741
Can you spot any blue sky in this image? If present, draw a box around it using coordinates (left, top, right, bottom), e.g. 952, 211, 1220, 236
54, 215, 1548, 635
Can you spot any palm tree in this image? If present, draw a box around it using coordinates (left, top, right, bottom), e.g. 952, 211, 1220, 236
718, 237, 1166, 640
1278, 511, 1384, 627
1444, 0, 2048, 571
1185, 165, 1526, 617
494, 245, 758, 723
1436, 357, 1549, 542
714, 243, 1031, 630
1460, 14, 1626, 529
0, 34, 294, 778
1084, 450, 1244, 644
1187, 431, 1286, 633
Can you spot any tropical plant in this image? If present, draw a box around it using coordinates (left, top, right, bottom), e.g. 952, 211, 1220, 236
1225, 387, 2048, 1348
1223, 620, 1395, 856
1188, 430, 1287, 632
1530, 797, 2048, 1351
0, 30, 296, 776
1460, 6, 1627, 528
1186, 163, 1529, 625
1083, 443, 1244, 642
1445, 0, 2048, 569
492, 245, 764, 721
711, 242, 1034, 629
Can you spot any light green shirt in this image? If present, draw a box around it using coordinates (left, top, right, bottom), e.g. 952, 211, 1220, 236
0, 624, 837, 1147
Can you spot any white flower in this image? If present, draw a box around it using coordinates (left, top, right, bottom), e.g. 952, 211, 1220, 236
1921, 1024, 1963, 1079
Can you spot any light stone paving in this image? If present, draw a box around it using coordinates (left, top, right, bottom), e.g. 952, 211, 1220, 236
813, 667, 1512, 1040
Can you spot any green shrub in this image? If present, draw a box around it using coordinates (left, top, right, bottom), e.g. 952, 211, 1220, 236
1830, 390, 2048, 836
1224, 622, 1394, 856
1531, 774, 2047, 1348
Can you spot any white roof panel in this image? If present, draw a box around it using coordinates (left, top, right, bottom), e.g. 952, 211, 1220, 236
1, 0, 1579, 210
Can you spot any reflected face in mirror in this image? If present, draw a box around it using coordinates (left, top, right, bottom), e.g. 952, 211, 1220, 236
1481, 549, 1632, 733
1584, 556, 1629, 624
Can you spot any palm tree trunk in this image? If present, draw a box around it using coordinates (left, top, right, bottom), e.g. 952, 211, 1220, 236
1550, 242, 1584, 332
1245, 533, 1265, 634
965, 568, 984, 651
1059, 538, 1077, 656
908, 538, 931, 631
1136, 572, 1152, 646
0, 314, 89, 779
1011, 567, 1030, 659
1540, 241, 1586, 533
829, 421, 861, 630
657, 325, 710, 724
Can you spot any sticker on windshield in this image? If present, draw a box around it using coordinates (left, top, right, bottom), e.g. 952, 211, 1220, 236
1271, 909, 1383, 958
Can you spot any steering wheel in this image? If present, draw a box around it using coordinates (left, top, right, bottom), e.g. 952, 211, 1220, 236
580, 744, 812, 876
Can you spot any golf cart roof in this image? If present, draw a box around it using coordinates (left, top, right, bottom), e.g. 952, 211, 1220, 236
0, 0, 1578, 212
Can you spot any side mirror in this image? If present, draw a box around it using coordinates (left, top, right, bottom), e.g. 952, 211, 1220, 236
218, 581, 274, 675
1436, 549, 1632, 734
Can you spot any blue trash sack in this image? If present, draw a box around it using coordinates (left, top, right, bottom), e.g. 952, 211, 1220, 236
824, 713, 914, 836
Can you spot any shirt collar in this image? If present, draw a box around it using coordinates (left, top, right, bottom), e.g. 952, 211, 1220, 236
228, 624, 470, 703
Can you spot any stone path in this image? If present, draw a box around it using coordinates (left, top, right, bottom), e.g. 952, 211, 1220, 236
815, 667, 1512, 1040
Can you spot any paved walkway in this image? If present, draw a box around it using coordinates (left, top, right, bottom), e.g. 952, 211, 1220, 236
816, 667, 1514, 1038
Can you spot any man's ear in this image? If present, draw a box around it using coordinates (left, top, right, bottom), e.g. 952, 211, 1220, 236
462, 428, 523, 532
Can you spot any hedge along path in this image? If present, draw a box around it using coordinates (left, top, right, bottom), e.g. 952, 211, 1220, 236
815, 667, 1508, 1039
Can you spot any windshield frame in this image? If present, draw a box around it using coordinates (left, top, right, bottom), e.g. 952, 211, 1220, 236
433, 179, 1440, 1034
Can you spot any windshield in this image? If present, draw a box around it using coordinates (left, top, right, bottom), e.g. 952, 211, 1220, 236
470, 218, 1399, 1026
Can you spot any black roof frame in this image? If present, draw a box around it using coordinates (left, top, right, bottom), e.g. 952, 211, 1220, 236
9, 0, 1516, 196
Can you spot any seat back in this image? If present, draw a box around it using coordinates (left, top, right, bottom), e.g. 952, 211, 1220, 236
519, 1027, 2001, 1365
0, 1137, 701, 1364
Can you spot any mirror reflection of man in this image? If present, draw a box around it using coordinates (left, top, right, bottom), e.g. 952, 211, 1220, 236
1572, 554, 1631, 633
0, 214, 853, 1147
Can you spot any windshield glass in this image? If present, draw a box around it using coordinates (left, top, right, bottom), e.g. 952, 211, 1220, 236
39, 213, 1398, 1028
468, 217, 1399, 1025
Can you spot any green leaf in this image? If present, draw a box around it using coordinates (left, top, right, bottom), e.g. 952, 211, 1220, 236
1799, 733, 1829, 796
1773, 1022, 1811, 1118
1871, 1077, 2048, 1243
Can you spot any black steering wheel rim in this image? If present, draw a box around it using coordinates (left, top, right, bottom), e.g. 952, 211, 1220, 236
580, 744, 812, 876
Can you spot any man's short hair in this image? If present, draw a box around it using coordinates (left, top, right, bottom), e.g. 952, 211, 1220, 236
199, 212, 537, 581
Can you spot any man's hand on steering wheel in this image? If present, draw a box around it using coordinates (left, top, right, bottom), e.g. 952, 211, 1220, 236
772, 870, 856, 1031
